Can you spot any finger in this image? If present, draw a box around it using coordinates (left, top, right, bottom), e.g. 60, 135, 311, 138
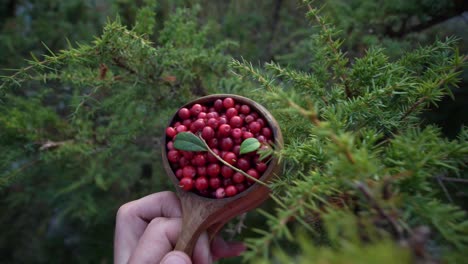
128, 217, 182, 264
161, 251, 192, 264
114, 192, 182, 264
211, 236, 246, 261
192, 232, 212, 264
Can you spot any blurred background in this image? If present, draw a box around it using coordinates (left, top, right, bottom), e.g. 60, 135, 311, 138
0, 0, 467, 263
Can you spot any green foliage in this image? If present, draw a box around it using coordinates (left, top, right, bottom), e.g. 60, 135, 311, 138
1, 0, 467, 263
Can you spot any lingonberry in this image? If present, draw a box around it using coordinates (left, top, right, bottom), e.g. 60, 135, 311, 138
240, 105, 250, 115
256, 162, 267, 173
195, 176, 209, 191
223, 152, 237, 165
175, 168, 183, 179
190, 104, 203, 116
181, 151, 194, 160
245, 115, 254, 123
242, 131, 254, 139
166, 127, 176, 138
223, 98, 235, 109
209, 177, 221, 189
190, 118, 205, 132
232, 172, 245, 184
166, 141, 174, 150
233, 138, 242, 145
197, 112, 207, 119
207, 163, 221, 177
215, 187, 226, 199
207, 118, 218, 129
235, 183, 246, 193
231, 128, 242, 139
176, 125, 187, 133
221, 165, 234, 178
182, 166, 197, 178
236, 158, 250, 171
179, 156, 190, 167
230, 116, 243, 128
249, 121, 262, 134
167, 150, 180, 163
233, 145, 241, 156
246, 169, 259, 183
197, 166, 207, 176
178, 108, 190, 120
214, 99, 223, 111
179, 177, 194, 191
262, 127, 272, 138
225, 185, 237, 197
226, 108, 238, 119
208, 138, 218, 148
218, 117, 228, 125
223, 178, 233, 186
218, 124, 231, 137
202, 126, 215, 140
192, 154, 206, 166
182, 119, 192, 127
257, 135, 267, 143
220, 137, 234, 151
257, 118, 265, 127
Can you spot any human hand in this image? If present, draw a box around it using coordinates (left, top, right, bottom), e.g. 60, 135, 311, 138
114, 191, 246, 263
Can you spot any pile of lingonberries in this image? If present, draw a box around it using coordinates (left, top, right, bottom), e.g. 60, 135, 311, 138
165, 97, 273, 199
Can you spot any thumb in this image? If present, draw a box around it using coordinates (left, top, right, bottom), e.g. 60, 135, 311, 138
160, 251, 192, 264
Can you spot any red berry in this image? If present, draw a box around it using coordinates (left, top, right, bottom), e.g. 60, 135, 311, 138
209, 177, 221, 189
197, 166, 207, 176
192, 154, 206, 166
178, 108, 190, 120
262, 127, 272, 139
237, 158, 250, 171
223, 152, 237, 165
207, 148, 220, 163
230, 116, 243, 128
218, 117, 228, 125
235, 183, 246, 193
181, 151, 194, 159
233, 145, 241, 156
218, 124, 231, 137
243, 131, 254, 139
202, 126, 215, 140
167, 150, 180, 163
179, 177, 194, 191
225, 185, 237, 197
231, 128, 242, 139
223, 178, 233, 186
220, 137, 234, 151
207, 163, 221, 177
179, 156, 190, 167
226, 108, 238, 119
256, 162, 268, 173
234, 138, 242, 145
221, 165, 234, 178
215, 187, 226, 199
175, 168, 183, 179
207, 118, 219, 129
195, 176, 209, 191
176, 125, 188, 133
257, 135, 267, 143
245, 115, 254, 123
167, 141, 174, 150
197, 112, 207, 119
166, 127, 176, 138
190, 104, 203, 116
214, 99, 223, 111
233, 172, 245, 183
223, 98, 235, 109
257, 118, 265, 128
190, 119, 205, 132
247, 169, 259, 183
208, 138, 218, 148
235, 104, 241, 111
240, 105, 250, 114
174, 121, 181, 127
182, 119, 192, 127
183, 166, 197, 178
249, 121, 262, 134
251, 112, 259, 119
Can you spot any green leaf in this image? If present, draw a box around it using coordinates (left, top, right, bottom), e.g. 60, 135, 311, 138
240, 138, 261, 155
173, 132, 207, 152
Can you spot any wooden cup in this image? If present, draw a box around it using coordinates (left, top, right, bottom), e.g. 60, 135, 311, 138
161, 94, 283, 257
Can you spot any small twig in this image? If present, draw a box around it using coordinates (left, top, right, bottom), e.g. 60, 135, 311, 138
436, 176, 468, 183
355, 181, 403, 239
39, 140, 72, 151
436, 176, 454, 203
400, 96, 428, 121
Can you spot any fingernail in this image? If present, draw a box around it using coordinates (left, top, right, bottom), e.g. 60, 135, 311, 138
161, 252, 190, 264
